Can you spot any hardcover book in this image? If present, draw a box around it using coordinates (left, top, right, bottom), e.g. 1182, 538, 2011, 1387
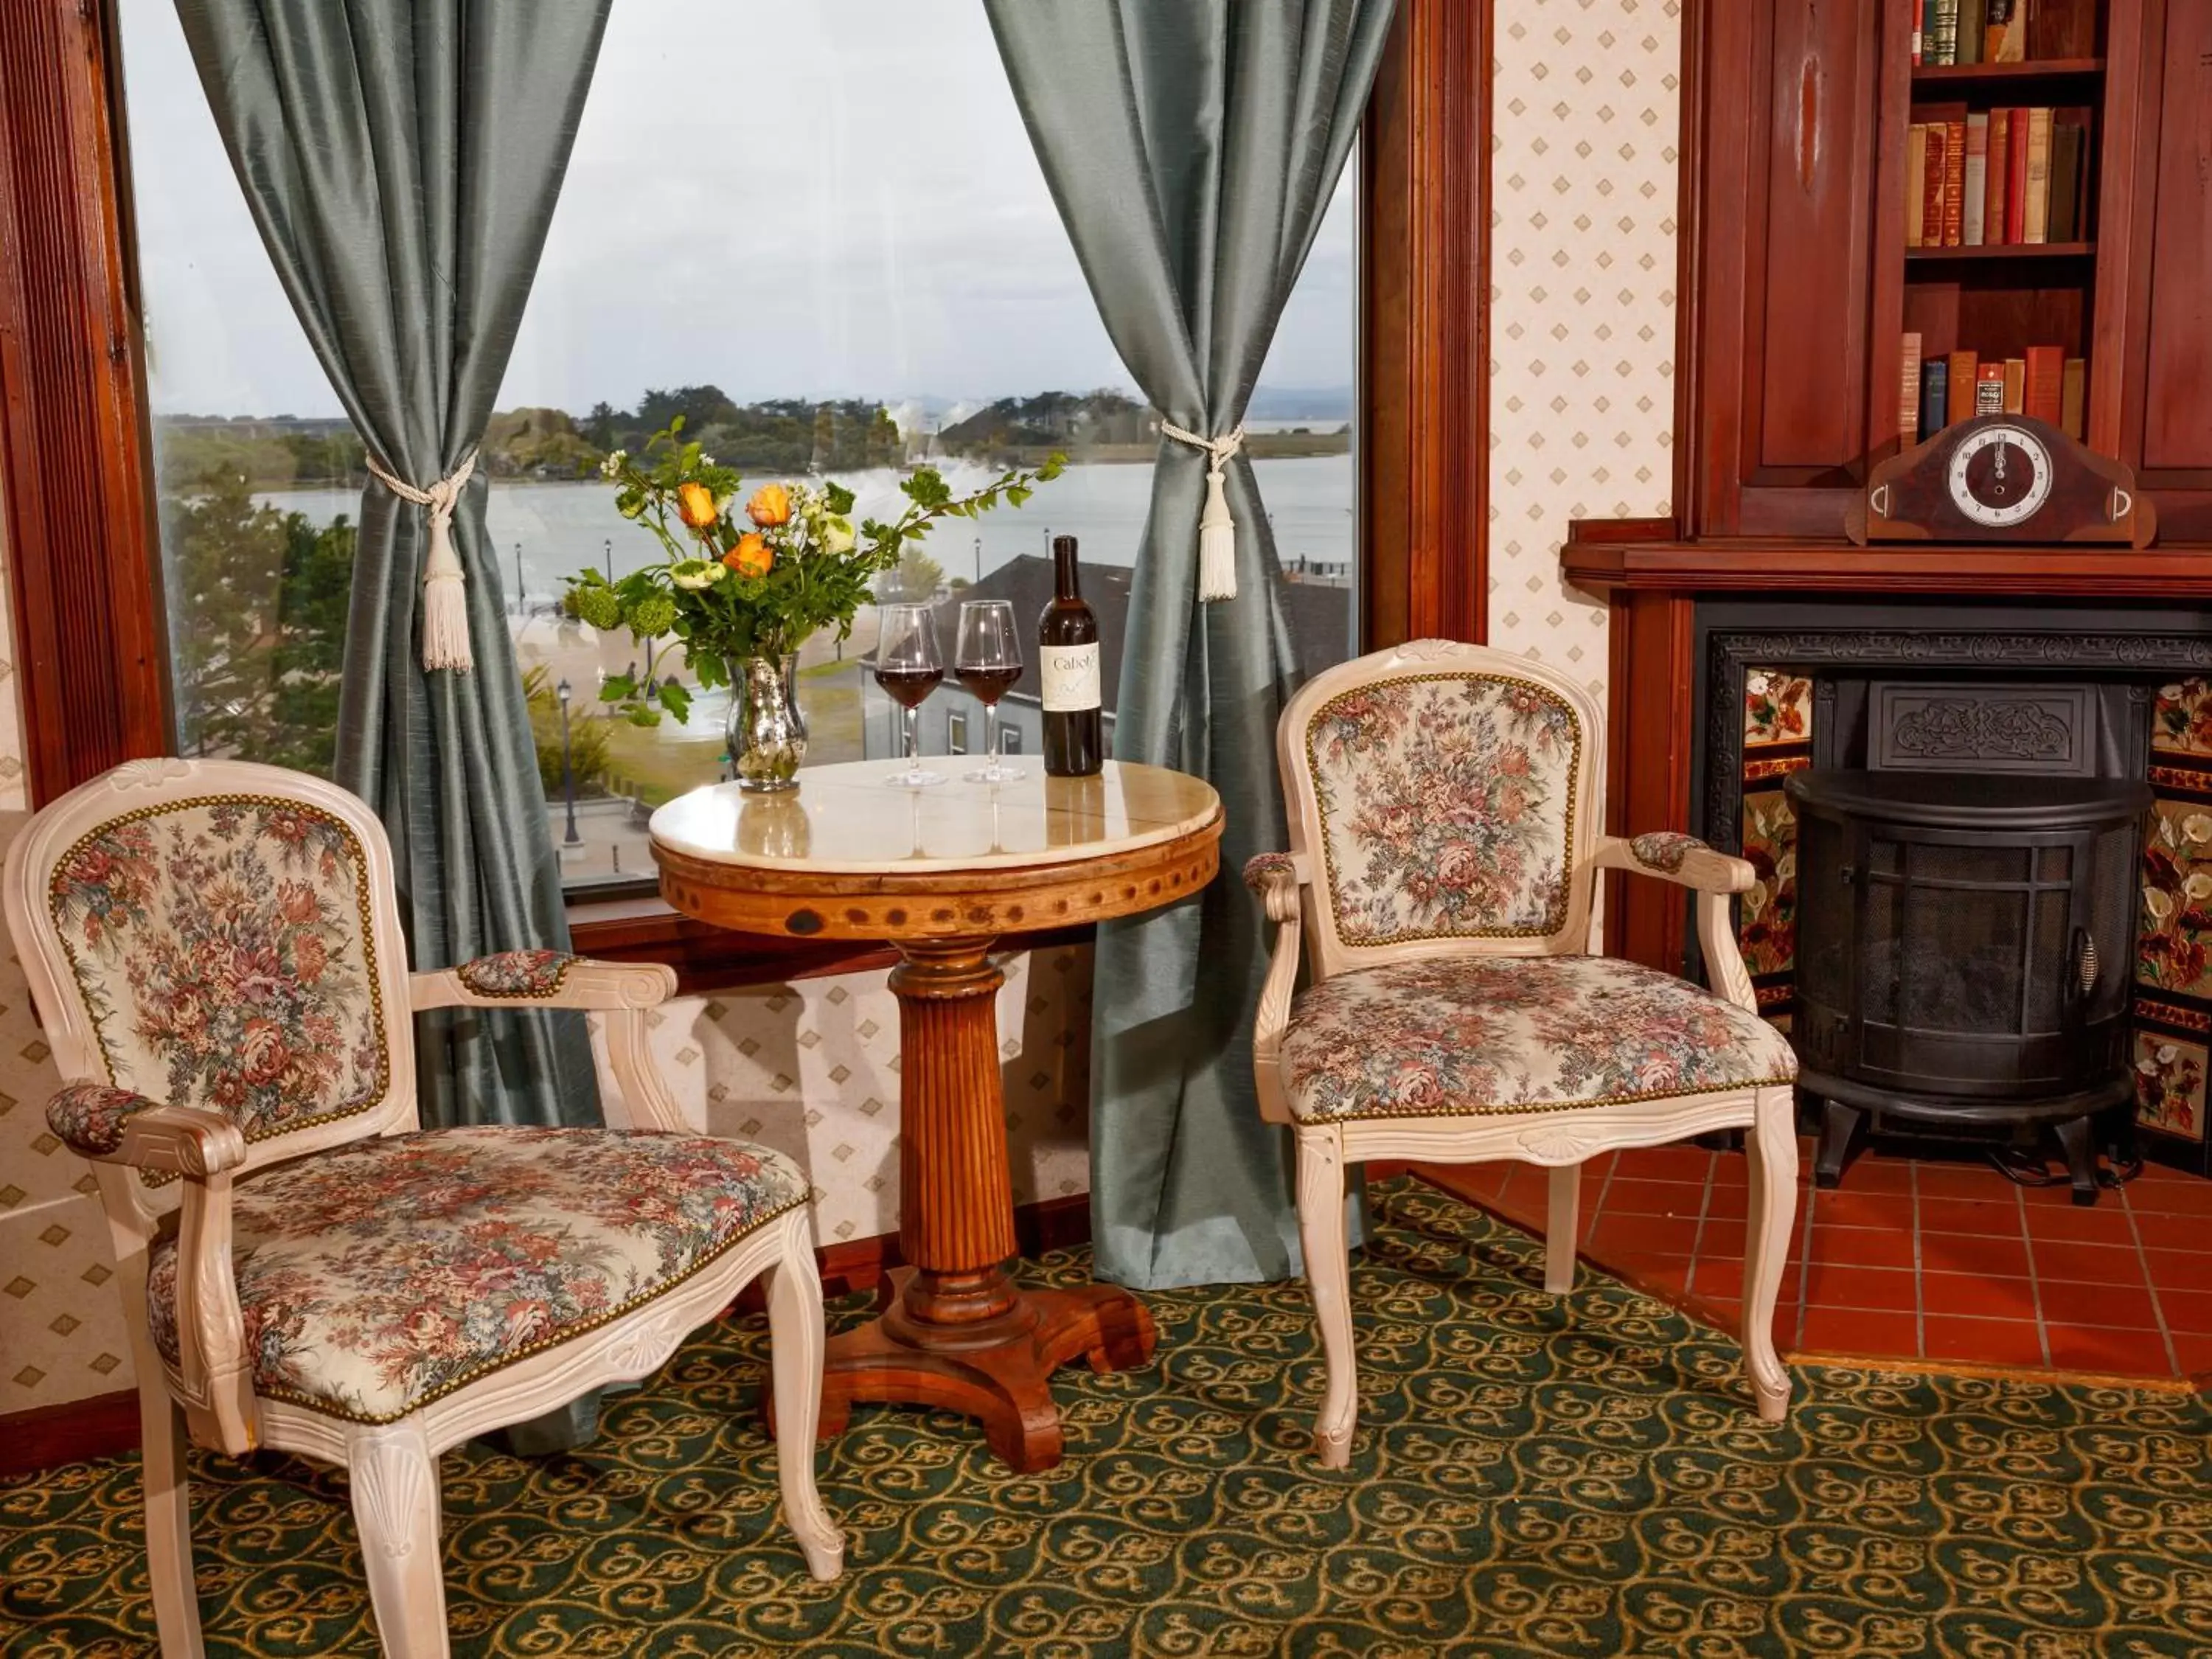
1921, 122, 1950, 249
1984, 108, 2010, 244
1975, 361, 2007, 415
2023, 107, 2053, 243
2049, 119, 2081, 243
2024, 345, 2065, 426
1900, 333, 1924, 446
1930, 0, 1960, 64
1906, 125, 1929, 247
1913, 0, 1925, 65
1962, 113, 1989, 245
2060, 357, 2087, 441
2006, 109, 2031, 244
1920, 359, 1950, 442
1947, 349, 1979, 425
1942, 118, 1967, 246
2003, 358, 2026, 415
1957, 0, 1986, 65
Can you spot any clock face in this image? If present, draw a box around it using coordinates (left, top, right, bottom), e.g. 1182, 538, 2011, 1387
1947, 423, 2053, 529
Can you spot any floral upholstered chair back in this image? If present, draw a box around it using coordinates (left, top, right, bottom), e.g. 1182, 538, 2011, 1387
4, 759, 416, 1209
1278, 640, 1604, 981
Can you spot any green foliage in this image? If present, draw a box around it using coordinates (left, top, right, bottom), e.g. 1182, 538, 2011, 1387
523, 666, 613, 798
156, 420, 364, 493
163, 472, 354, 774
936, 389, 1149, 459
877, 547, 947, 602
569, 422, 1064, 728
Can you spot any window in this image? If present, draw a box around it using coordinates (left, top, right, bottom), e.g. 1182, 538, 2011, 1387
116, 0, 1358, 896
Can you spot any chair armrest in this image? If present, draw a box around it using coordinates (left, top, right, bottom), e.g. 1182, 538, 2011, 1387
414, 953, 690, 1134
47, 1084, 258, 1452
410, 950, 677, 1012
1592, 832, 1756, 894
1245, 854, 1308, 1124
47, 1083, 246, 1177
1590, 835, 1759, 1013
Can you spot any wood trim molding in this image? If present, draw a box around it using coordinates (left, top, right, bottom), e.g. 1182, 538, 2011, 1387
0, 0, 168, 804
1360, 0, 1490, 647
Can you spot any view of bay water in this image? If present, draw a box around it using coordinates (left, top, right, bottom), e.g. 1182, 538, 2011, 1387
259, 450, 1353, 610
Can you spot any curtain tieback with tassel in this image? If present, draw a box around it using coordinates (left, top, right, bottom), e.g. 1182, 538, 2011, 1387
365, 448, 481, 673
1158, 420, 1245, 602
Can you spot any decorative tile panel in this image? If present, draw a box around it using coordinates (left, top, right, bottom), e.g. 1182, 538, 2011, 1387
2132, 1030, 2206, 1144
1745, 670, 1813, 748
1487, 0, 1682, 694
1739, 787, 1800, 981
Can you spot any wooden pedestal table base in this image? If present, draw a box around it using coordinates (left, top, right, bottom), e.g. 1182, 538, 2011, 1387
651, 759, 1222, 1473
799, 937, 1155, 1471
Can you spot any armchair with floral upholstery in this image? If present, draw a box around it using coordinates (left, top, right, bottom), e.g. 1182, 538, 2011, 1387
1245, 640, 1799, 1467
4, 759, 841, 1659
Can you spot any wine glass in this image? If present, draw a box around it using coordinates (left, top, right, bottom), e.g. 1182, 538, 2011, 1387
955, 599, 1026, 783
874, 603, 945, 787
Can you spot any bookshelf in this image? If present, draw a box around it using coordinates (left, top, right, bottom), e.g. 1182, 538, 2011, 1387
1900, 1, 2105, 443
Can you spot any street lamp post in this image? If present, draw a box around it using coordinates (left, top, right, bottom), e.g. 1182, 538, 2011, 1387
556, 678, 582, 848
604, 537, 613, 582
514, 540, 525, 616
973, 535, 982, 585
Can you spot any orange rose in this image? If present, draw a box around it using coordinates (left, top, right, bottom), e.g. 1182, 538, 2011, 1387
675, 481, 718, 529
745, 484, 791, 526
726, 532, 773, 577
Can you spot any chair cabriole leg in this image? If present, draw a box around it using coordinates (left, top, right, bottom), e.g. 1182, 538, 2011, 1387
1742, 1088, 1798, 1423
764, 1219, 844, 1582
1295, 1126, 1357, 1469
346, 1419, 449, 1658
141, 1386, 206, 1658
1544, 1162, 1579, 1294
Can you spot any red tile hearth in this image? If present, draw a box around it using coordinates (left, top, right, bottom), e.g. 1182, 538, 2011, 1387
1413, 1143, 2212, 1387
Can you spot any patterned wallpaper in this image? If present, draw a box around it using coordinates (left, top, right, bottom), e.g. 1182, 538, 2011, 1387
1486, 0, 1682, 689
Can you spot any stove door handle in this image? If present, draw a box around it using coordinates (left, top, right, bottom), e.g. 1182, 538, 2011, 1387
2073, 928, 2100, 999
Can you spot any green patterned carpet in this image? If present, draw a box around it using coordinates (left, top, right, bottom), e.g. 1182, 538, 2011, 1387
5, 1179, 2211, 1657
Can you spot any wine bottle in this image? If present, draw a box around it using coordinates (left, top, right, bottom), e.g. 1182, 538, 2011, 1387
1039, 535, 1103, 777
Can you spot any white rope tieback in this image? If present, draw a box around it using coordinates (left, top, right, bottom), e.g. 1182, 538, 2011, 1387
365, 449, 479, 672
1160, 420, 1245, 602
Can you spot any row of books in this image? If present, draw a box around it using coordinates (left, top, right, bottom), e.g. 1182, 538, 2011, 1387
1912, 0, 2096, 65
1900, 336, 2085, 442
1913, 0, 2024, 66
1905, 108, 2090, 248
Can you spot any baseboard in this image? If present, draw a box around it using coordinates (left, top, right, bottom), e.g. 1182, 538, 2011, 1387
0, 1193, 1097, 1480
0, 1387, 141, 1481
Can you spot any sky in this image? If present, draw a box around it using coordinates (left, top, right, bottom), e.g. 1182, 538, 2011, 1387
120, 0, 1356, 422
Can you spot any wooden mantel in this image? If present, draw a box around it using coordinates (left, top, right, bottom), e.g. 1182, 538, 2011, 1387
1562, 533, 2212, 601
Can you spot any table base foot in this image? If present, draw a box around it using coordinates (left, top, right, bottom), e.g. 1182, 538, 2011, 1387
771, 1268, 1157, 1473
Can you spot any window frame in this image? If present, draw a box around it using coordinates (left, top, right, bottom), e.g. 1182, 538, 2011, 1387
0, 0, 1488, 986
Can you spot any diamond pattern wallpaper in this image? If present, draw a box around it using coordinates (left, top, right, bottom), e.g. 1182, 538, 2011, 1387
1487, 0, 1681, 694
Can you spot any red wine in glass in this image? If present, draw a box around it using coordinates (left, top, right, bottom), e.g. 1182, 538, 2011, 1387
956, 598, 1026, 782
875, 603, 945, 787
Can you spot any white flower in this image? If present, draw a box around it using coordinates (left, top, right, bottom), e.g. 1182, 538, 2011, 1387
2185, 813, 2212, 845
823, 515, 856, 555
2146, 887, 2174, 922
599, 448, 627, 478
669, 558, 726, 591
2163, 684, 2187, 702
2157, 1044, 2180, 1066
2185, 872, 2212, 902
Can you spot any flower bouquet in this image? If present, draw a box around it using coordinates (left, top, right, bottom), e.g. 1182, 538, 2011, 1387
566, 418, 1060, 790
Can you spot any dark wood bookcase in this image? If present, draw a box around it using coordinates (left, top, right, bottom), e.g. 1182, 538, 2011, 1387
1675, 0, 2212, 544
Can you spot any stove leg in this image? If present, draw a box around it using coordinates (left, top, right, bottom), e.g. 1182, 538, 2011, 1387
1812, 1099, 1865, 1189
2052, 1114, 2099, 1206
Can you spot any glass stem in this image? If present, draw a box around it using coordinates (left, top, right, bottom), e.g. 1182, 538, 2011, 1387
984, 702, 1000, 768
904, 704, 919, 771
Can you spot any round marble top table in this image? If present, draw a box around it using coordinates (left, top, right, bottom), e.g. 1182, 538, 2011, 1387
651, 759, 1223, 1471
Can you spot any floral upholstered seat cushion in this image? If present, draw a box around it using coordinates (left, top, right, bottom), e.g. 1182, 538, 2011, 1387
1279, 955, 1796, 1122
145, 1127, 807, 1424
1305, 674, 1582, 945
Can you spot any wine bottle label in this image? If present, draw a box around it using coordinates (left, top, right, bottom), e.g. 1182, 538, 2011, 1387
1041, 641, 1102, 712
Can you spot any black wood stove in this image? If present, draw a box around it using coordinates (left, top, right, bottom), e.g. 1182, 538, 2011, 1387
1787, 769, 2150, 1203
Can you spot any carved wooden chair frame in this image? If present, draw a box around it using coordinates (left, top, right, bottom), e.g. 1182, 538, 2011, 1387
1248, 639, 1798, 1467
4, 759, 841, 1659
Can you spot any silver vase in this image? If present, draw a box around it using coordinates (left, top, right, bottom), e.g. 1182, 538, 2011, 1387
727, 653, 807, 792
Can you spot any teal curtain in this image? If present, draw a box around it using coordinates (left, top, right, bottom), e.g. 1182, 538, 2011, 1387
986, 0, 1397, 1287
174, 0, 614, 1448
173, 0, 609, 1133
